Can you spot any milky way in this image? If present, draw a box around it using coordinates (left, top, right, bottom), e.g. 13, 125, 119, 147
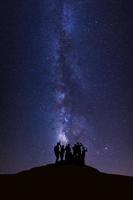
50, 1, 90, 146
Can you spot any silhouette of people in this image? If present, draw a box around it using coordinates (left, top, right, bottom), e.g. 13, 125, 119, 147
54, 142, 61, 163
54, 142, 87, 165
72, 143, 82, 163
60, 145, 65, 162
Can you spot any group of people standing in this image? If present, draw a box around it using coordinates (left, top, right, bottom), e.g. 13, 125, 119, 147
54, 142, 87, 165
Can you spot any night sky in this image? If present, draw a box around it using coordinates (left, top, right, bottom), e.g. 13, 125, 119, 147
0, 0, 133, 176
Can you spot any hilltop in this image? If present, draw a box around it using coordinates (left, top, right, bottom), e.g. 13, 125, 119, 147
0, 163, 133, 199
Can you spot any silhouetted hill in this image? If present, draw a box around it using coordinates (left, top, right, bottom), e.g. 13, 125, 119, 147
0, 163, 133, 199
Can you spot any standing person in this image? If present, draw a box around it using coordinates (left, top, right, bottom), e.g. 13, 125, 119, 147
76, 142, 82, 161
54, 142, 61, 163
72, 144, 77, 161
60, 145, 65, 162
81, 146, 87, 164
65, 144, 72, 162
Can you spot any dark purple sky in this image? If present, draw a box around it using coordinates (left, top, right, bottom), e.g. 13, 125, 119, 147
0, 0, 133, 176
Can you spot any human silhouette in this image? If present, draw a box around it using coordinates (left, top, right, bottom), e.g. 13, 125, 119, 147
54, 142, 61, 163
72, 142, 82, 163
72, 144, 77, 160
81, 146, 87, 164
60, 145, 65, 162
65, 144, 72, 162
76, 142, 82, 157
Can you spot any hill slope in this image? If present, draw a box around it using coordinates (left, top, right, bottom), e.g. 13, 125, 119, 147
0, 163, 133, 199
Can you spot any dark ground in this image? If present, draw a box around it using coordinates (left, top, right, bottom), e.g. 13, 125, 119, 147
0, 163, 133, 199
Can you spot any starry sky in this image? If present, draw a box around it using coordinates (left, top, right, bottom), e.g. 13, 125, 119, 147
0, 0, 133, 176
